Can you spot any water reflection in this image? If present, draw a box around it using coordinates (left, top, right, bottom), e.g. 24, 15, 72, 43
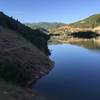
33, 42, 100, 100
69, 40, 100, 51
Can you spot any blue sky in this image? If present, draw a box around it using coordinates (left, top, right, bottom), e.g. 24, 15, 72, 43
0, 0, 100, 23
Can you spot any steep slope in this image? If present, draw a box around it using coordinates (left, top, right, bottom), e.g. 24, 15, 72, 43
0, 26, 53, 86
0, 12, 53, 100
0, 12, 50, 55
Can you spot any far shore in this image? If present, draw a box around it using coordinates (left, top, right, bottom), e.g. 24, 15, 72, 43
49, 37, 100, 44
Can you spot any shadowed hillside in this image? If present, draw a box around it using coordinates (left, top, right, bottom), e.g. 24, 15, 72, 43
0, 12, 53, 100
0, 26, 53, 85
0, 12, 50, 55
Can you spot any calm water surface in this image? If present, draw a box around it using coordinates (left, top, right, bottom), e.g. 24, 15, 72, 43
33, 43, 100, 100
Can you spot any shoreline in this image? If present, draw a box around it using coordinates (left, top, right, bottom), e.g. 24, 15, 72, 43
49, 37, 100, 44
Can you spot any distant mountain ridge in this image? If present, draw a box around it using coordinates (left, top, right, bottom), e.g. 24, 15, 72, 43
25, 14, 100, 36
25, 22, 65, 31
49, 14, 100, 35
70, 14, 100, 28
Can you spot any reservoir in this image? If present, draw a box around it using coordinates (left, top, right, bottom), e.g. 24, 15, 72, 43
33, 42, 100, 100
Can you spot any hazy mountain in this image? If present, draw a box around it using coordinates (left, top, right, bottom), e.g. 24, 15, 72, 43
25, 22, 65, 31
